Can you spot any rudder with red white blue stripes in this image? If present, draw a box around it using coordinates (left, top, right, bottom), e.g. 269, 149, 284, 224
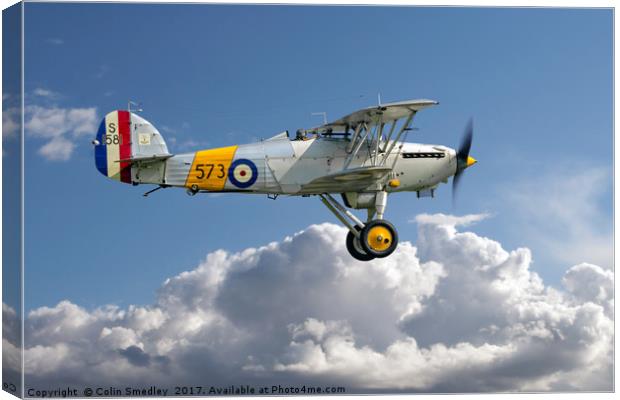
94, 110, 133, 184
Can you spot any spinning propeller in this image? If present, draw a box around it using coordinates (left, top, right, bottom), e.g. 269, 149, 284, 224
452, 118, 477, 205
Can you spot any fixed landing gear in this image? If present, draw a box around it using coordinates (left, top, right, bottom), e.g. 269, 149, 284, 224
319, 193, 399, 261
346, 226, 374, 261
359, 219, 398, 258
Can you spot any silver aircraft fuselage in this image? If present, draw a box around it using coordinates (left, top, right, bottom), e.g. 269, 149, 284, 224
134, 136, 458, 196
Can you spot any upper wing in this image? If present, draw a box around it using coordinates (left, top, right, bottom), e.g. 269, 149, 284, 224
300, 166, 391, 193
309, 98, 438, 134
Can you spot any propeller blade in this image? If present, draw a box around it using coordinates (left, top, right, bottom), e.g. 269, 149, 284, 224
452, 170, 463, 206
456, 118, 474, 171
452, 118, 474, 207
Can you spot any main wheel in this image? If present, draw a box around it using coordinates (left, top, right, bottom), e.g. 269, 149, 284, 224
360, 219, 399, 258
346, 226, 375, 261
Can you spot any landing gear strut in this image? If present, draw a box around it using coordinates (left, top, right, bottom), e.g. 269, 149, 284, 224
319, 193, 399, 261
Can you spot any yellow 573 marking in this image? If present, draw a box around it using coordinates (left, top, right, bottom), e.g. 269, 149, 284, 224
195, 163, 225, 180
186, 146, 238, 191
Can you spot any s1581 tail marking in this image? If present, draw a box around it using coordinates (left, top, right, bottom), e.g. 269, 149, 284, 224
95, 110, 132, 183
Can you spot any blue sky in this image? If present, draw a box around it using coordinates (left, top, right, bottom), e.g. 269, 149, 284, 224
3, 2, 22, 333
19, 3, 612, 311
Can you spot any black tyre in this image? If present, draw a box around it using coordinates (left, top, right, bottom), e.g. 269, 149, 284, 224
346, 227, 375, 261
360, 219, 399, 258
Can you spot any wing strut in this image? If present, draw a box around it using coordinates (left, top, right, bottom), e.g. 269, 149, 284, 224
381, 120, 398, 152
342, 111, 415, 169
346, 123, 363, 153
382, 112, 414, 166
306, 98, 438, 172
344, 123, 371, 169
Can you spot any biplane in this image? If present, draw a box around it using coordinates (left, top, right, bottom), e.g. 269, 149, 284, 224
93, 99, 476, 261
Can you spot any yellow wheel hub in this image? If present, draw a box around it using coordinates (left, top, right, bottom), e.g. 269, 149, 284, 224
366, 225, 393, 252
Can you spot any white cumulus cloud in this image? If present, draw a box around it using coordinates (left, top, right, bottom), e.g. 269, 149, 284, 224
37, 136, 75, 161
3, 93, 21, 140
24, 104, 98, 161
3, 216, 613, 393
33, 88, 59, 99
413, 212, 491, 227
2, 107, 20, 139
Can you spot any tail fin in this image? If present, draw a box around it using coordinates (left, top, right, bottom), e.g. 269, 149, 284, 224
94, 110, 170, 184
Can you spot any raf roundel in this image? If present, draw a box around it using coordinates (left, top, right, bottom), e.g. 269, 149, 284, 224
228, 159, 258, 188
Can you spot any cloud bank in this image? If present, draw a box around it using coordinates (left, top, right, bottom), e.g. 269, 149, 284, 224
4, 215, 613, 393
